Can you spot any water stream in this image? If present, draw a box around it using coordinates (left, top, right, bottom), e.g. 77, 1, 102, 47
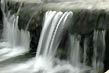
0, 0, 30, 62
0, 0, 106, 73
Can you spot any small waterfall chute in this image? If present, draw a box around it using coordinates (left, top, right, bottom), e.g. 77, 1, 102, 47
34, 11, 73, 73
92, 30, 106, 72
0, 0, 30, 62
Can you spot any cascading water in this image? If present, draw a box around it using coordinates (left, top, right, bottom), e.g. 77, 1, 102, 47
67, 30, 106, 73
92, 30, 106, 73
0, 1, 106, 73
68, 34, 81, 68
34, 11, 73, 73
0, 0, 30, 62
33, 11, 106, 73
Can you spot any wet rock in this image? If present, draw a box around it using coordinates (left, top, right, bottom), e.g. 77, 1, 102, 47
7, 1, 43, 29
0, 4, 3, 39
30, 25, 42, 56
70, 9, 108, 35
104, 31, 109, 72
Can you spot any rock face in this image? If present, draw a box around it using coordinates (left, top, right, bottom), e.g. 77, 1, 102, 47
7, 1, 109, 34
0, 5, 3, 39
105, 31, 109, 71
0, 9, 2, 28
8, 0, 42, 3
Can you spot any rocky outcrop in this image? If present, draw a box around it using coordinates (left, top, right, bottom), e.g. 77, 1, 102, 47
7, 1, 109, 34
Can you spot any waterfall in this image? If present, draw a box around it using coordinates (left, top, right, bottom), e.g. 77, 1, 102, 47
68, 34, 81, 67
67, 30, 106, 73
0, 0, 30, 62
34, 11, 73, 72
0, 1, 106, 72
92, 30, 106, 73
36, 11, 73, 57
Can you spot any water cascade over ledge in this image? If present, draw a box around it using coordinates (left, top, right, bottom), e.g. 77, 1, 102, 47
0, 0, 30, 62
0, 0, 106, 73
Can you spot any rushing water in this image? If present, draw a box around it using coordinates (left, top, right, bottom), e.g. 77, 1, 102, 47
92, 30, 106, 73
0, 0, 30, 62
34, 11, 73, 73
33, 11, 106, 73
0, 0, 106, 73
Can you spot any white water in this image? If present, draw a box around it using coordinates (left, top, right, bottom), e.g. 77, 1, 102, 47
34, 10, 106, 73
34, 11, 73, 73
0, 0, 30, 62
0, 1, 106, 73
